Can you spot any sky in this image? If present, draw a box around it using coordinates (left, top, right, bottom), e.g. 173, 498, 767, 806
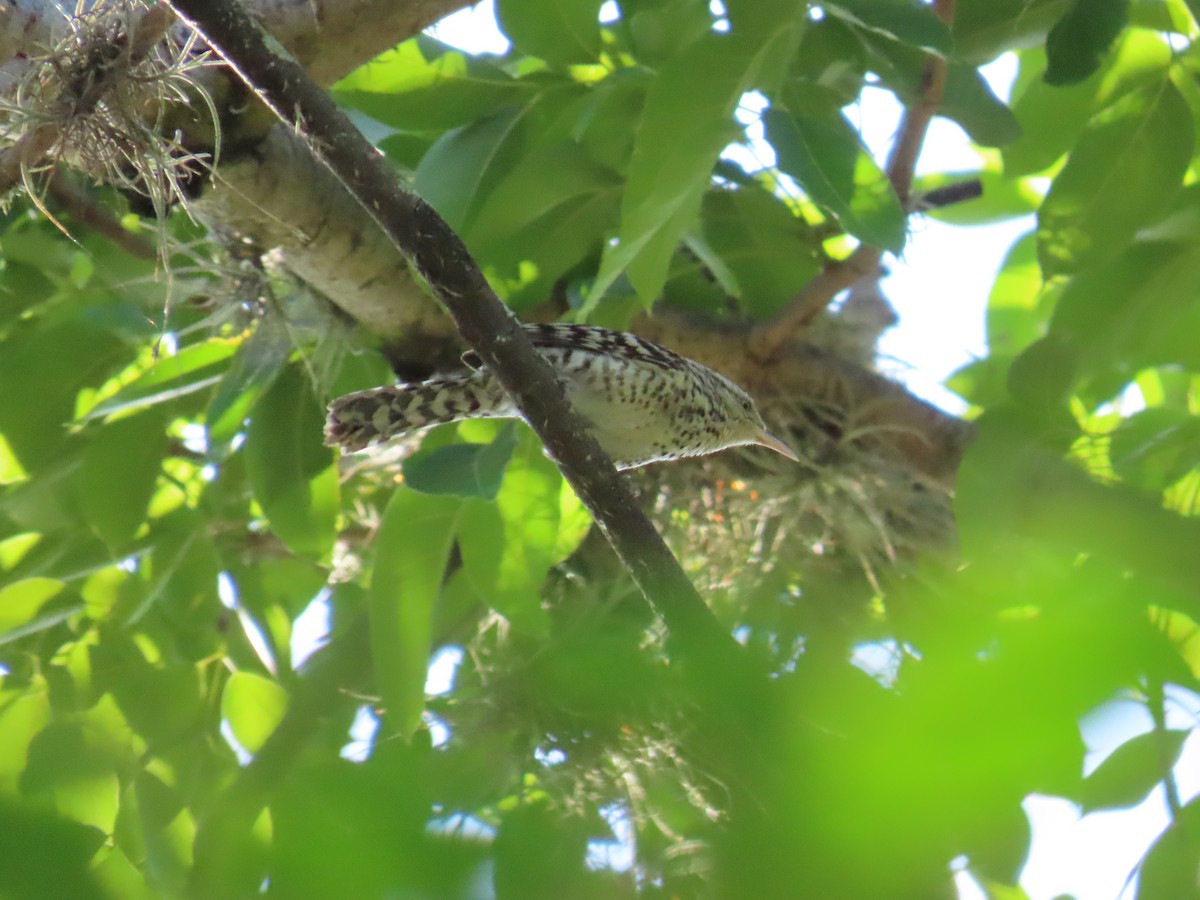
418, 5, 1199, 898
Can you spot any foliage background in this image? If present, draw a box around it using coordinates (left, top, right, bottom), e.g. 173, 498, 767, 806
2, 0, 1200, 897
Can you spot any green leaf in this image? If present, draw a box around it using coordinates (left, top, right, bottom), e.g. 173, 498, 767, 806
1005, 33, 1172, 177
1138, 796, 1200, 900
822, 0, 952, 54
985, 231, 1044, 356
221, 671, 289, 755
1109, 407, 1200, 493
370, 489, 463, 738
206, 317, 292, 445
1038, 78, 1192, 277
1044, 0, 1128, 85
0, 578, 65, 640
952, 0, 1071, 64
0, 690, 51, 791
0, 801, 109, 900
402, 426, 518, 499
413, 106, 529, 230
940, 62, 1022, 147
1079, 728, 1188, 812
0, 321, 127, 469
335, 40, 533, 133
496, 0, 602, 65
764, 107, 906, 251
82, 340, 238, 422
494, 801, 590, 898
244, 366, 338, 558
467, 144, 620, 249
1050, 242, 1200, 386
462, 434, 590, 633
698, 188, 822, 317
587, 24, 801, 309
78, 410, 168, 549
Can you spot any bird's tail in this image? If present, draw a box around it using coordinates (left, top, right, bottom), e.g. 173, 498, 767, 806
324, 371, 508, 452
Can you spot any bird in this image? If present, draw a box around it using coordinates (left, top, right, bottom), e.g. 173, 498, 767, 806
324, 323, 799, 471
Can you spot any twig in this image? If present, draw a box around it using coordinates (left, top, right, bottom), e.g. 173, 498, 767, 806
750, 0, 957, 363
46, 170, 158, 259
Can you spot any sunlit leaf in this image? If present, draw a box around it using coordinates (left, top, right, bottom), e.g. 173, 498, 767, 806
587, 23, 802, 308
370, 489, 463, 738
222, 671, 289, 755
244, 366, 338, 558
765, 107, 905, 250
496, 0, 602, 64
1038, 78, 1192, 276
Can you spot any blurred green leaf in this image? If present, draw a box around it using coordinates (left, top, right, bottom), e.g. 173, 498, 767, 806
764, 107, 905, 251
489, 435, 590, 631
78, 410, 168, 549
0, 577, 64, 636
467, 145, 620, 250
985, 231, 1044, 356
940, 63, 1022, 147
0, 689, 51, 792
222, 671, 289, 754
370, 489, 463, 738
1044, 0, 1128, 85
953, 0, 1071, 63
1038, 78, 1192, 276
1110, 408, 1200, 493
0, 801, 109, 900
244, 365, 338, 557
403, 425, 518, 499
494, 801, 591, 899
823, 0, 952, 54
919, 171, 1038, 226
1138, 795, 1200, 899
1050, 242, 1200, 392
206, 317, 292, 444
1005, 32, 1172, 177
496, 0, 602, 64
1080, 728, 1188, 812
335, 39, 534, 132
0, 321, 128, 469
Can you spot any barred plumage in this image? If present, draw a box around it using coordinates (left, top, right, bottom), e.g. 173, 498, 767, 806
324, 324, 798, 470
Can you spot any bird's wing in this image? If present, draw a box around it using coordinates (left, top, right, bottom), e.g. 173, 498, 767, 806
461, 324, 683, 373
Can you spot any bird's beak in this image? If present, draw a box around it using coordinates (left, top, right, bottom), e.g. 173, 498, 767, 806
754, 429, 800, 463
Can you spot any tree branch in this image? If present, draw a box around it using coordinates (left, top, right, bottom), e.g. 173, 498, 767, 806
162, 0, 739, 655
47, 170, 158, 259
749, 0, 957, 362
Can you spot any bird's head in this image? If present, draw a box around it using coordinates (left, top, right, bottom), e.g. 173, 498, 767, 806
713, 374, 800, 463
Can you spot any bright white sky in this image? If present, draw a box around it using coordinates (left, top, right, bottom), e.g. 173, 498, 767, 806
422, 6, 1200, 898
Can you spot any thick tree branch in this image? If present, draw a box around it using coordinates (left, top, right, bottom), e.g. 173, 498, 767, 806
750, 0, 957, 362
163, 0, 739, 655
